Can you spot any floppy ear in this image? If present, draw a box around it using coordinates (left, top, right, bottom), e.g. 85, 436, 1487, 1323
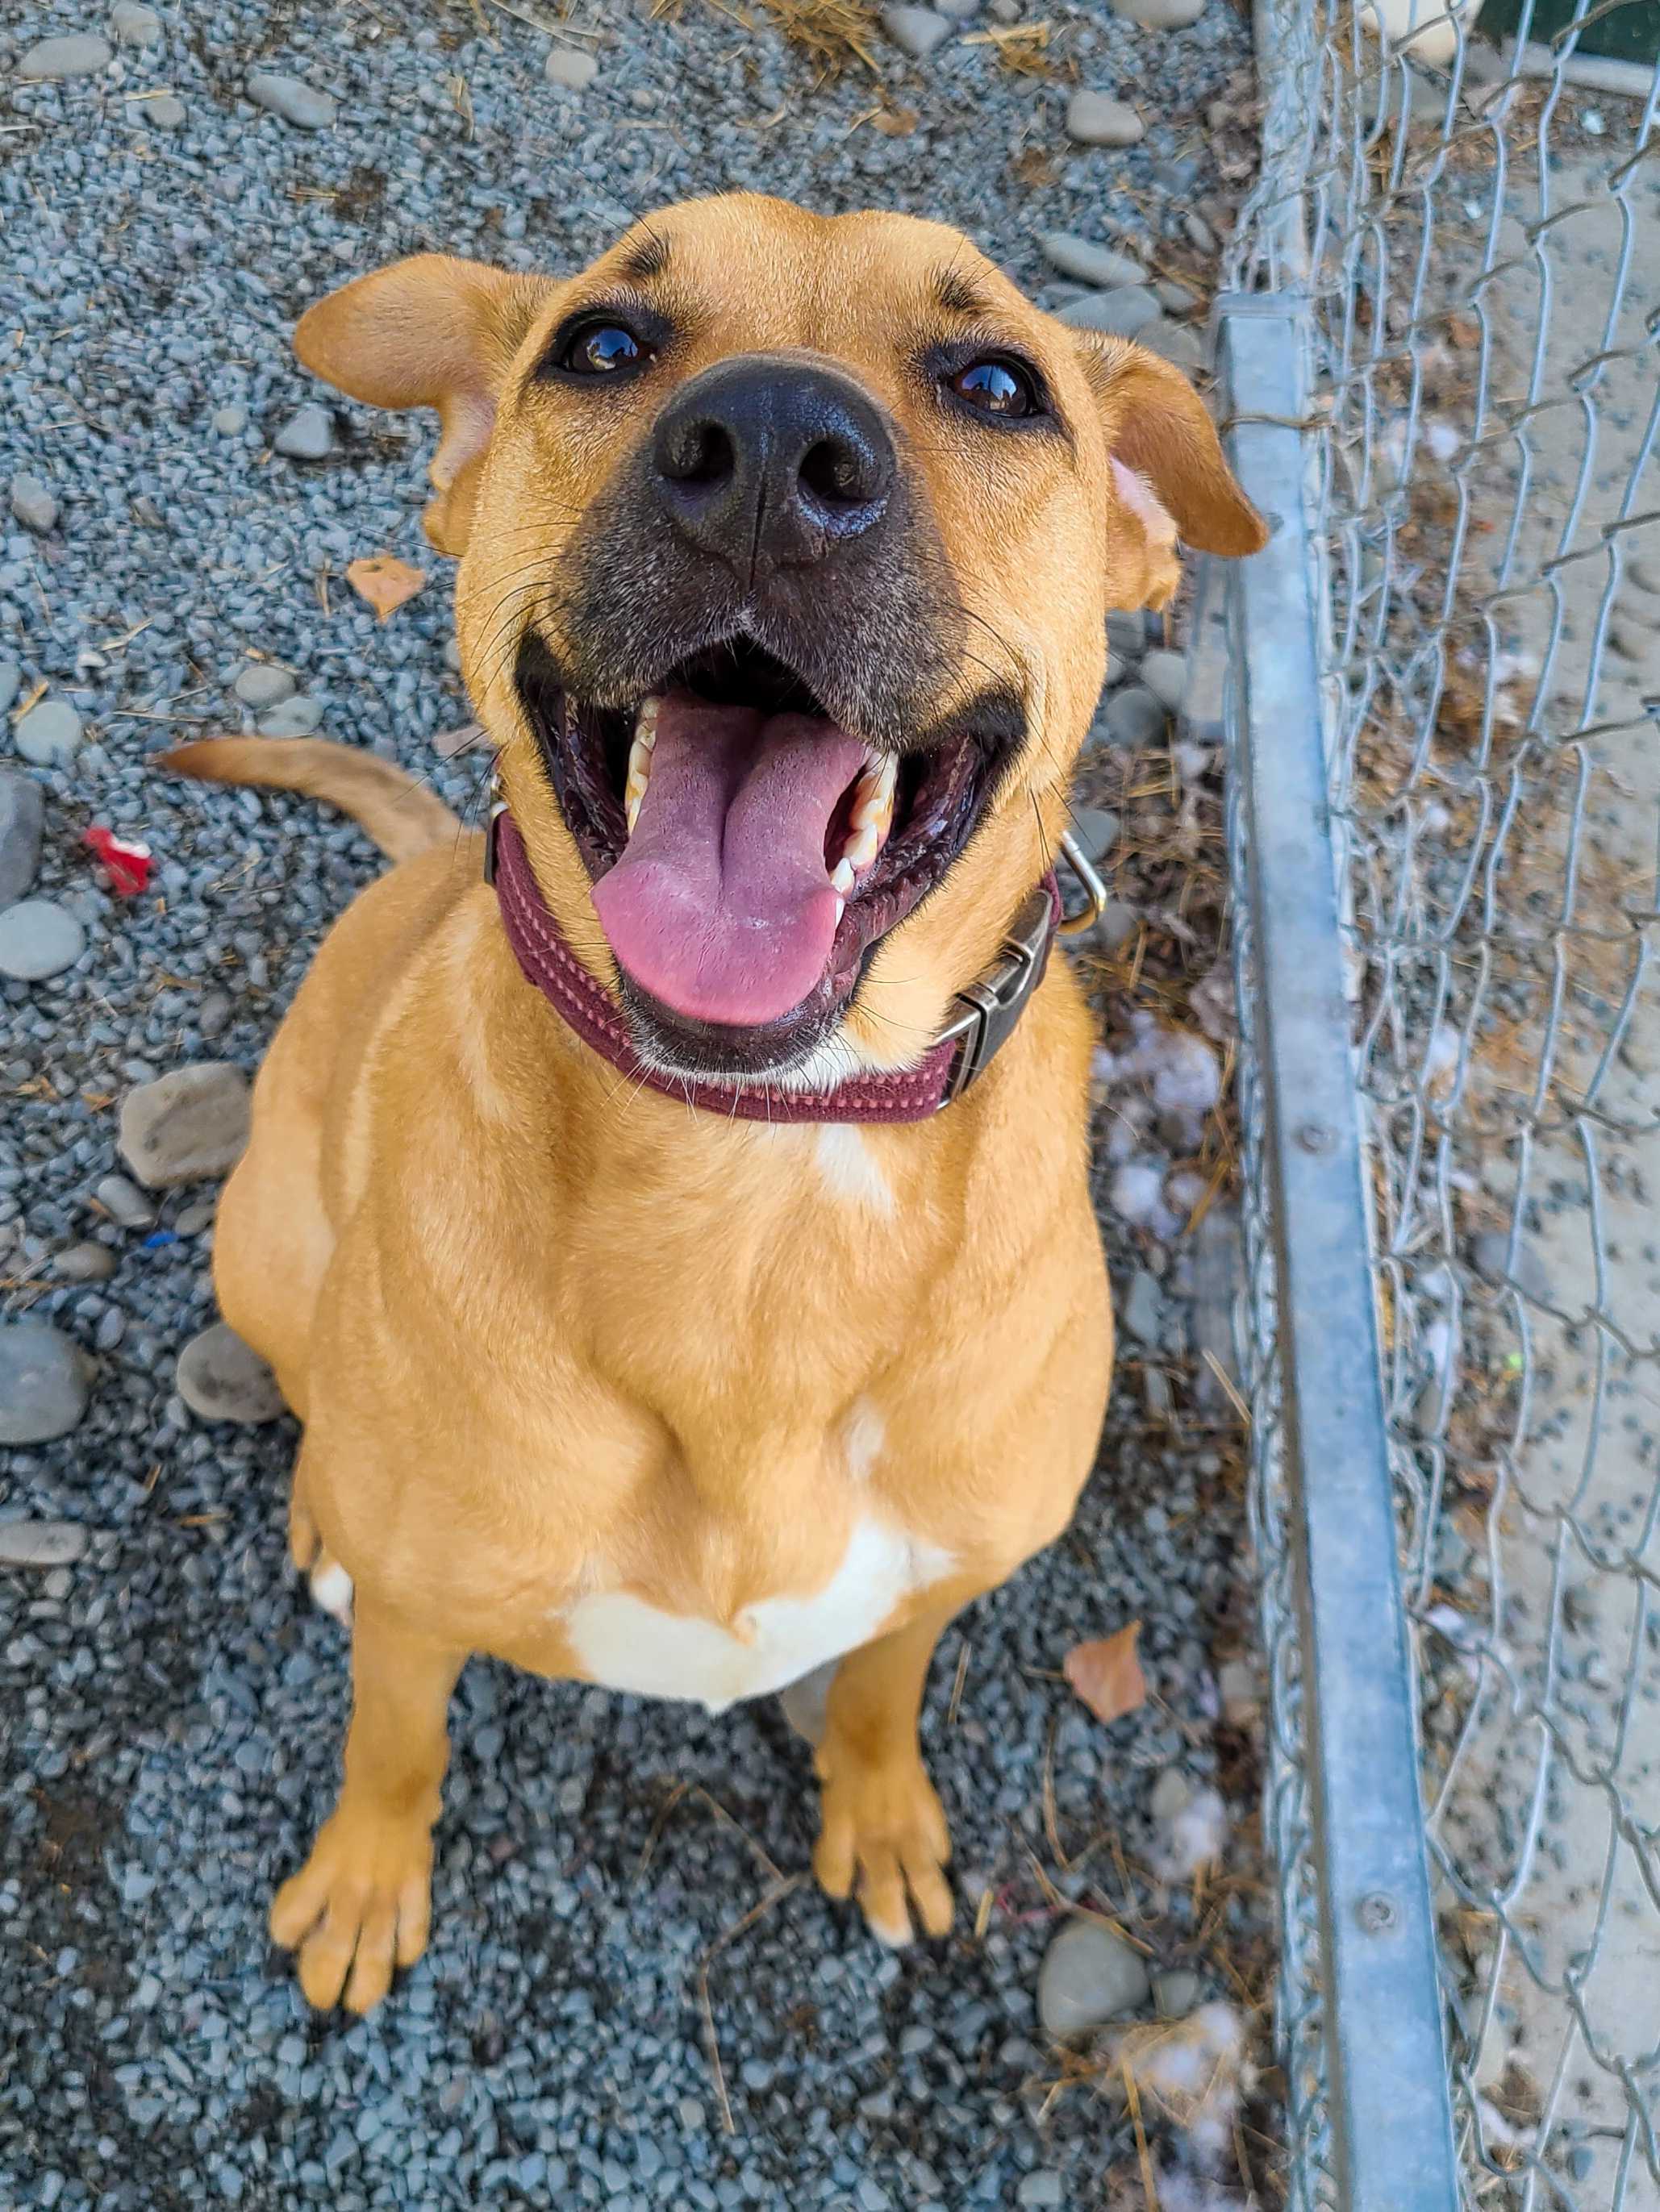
1078, 334, 1268, 560
294, 255, 557, 556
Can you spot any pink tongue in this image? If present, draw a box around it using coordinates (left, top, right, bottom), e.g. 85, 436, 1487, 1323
590, 692, 865, 1027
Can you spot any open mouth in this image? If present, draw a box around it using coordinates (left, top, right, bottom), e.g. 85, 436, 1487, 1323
515, 631, 1011, 1069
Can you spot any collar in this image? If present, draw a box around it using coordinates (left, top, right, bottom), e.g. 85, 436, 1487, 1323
486, 806, 1102, 1124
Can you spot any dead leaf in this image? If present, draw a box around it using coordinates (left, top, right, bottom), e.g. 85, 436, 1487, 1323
1447, 311, 1480, 351
346, 553, 428, 621
870, 106, 918, 136
1064, 1623, 1147, 1727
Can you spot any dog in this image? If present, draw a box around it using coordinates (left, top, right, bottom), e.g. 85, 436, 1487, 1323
165, 192, 1264, 2014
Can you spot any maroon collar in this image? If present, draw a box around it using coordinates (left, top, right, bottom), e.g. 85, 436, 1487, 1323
487, 808, 1062, 1124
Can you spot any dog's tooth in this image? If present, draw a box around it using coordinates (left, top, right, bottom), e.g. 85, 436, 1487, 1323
845, 823, 881, 871
834, 895, 845, 925
624, 721, 656, 837
831, 856, 857, 895
634, 694, 661, 749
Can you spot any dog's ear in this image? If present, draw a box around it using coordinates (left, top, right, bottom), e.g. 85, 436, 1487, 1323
1075, 333, 1268, 573
294, 256, 557, 555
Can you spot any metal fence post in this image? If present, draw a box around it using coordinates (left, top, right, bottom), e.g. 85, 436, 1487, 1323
1216, 293, 1462, 2212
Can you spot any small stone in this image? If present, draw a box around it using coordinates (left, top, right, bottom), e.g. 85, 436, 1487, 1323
1036, 1919, 1151, 2036
1113, 0, 1205, 22
1093, 901, 1138, 954
1065, 90, 1145, 147
1141, 319, 1206, 369
0, 1323, 94, 1446
1058, 286, 1162, 339
1626, 551, 1660, 597
1609, 619, 1658, 668
0, 900, 85, 982
94, 1306, 127, 1353
1140, 649, 1187, 712
1105, 610, 1146, 661
53, 1242, 117, 1284
257, 696, 323, 738
1040, 233, 1146, 291
0, 662, 19, 715
1120, 1268, 1163, 1347
18, 34, 114, 79
544, 42, 599, 89
1217, 1657, 1258, 1721
1183, 210, 1220, 253
1149, 1766, 1192, 1822
176, 1323, 285, 1425
1470, 1231, 1552, 1304
197, 989, 234, 1040
110, 0, 163, 42
882, 4, 953, 56
245, 71, 336, 130
137, 93, 186, 129
212, 404, 248, 435
936, 0, 981, 15
175, 1199, 216, 1235
1106, 685, 1167, 750
1157, 278, 1203, 313
273, 406, 336, 460
119, 1064, 252, 1188
1067, 804, 1120, 862
1016, 2176, 1065, 2209
14, 698, 85, 769
234, 663, 297, 710
990, 0, 1020, 15
0, 1520, 90, 1568
0, 769, 45, 906
1152, 1968, 1203, 2019
10, 473, 60, 535
95, 1173, 157, 1230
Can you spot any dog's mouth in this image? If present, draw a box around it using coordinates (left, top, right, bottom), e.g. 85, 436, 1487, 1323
515, 631, 1011, 1069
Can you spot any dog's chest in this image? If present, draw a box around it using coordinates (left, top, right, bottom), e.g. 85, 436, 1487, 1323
558, 1511, 954, 1715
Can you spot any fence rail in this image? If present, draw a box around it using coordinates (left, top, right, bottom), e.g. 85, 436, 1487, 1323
1222, 6, 1660, 2208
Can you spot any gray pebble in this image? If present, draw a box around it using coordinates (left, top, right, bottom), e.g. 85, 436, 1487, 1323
1058, 286, 1162, 339
1065, 91, 1145, 147
544, 44, 599, 90
14, 698, 85, 769
0, 661, 18, 716
1140, 649, 1187, 712
0, 1520, 90, 1569
212, 404, 249, 436
1120, 1268, 1163, 1347
53, 1241, 117, 1284
1105, 610, 1147, 660
18, 34, 114, 80
273, 405, 337, 460
1067, 804, 1120, 862
175, 1198, 216, 1235
1149, 1766, 1192, 1822
118, 1063, 252, 1188
258, 695, 323, 737
175, 1323, 286, 1425
110, 1, 164, 43
234, 662, 297, 709
94, 1306, 127, 1353
10, 473, 60, 535
1016, 2176, 1065, 2210
1152, 1968, 1203, 2019
1182, 210, 1219, 252
0, 769, 45, 906
198, 989, 234, 1039
1036, 1919, 1151, 2036
0, 1322, 94, 1445
244, 71, 337, 130
1105, 685, 1167, 749
1156, 277, 1203, 312
136, 92, 186, 130
1470, 1230, 1553, 1304
882, 5, 953, 56
1040, 233, 1146, 291
95, 1173, 158, 1230
0, 899, 86, 983
1140, 319, 1206, 369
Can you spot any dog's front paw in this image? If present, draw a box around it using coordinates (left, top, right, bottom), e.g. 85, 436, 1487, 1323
812, 1751, 953, 1947
269, 1810, 433, 2014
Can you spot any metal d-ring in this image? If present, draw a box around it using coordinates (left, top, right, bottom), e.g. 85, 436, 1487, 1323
1057, 830, 1109, 935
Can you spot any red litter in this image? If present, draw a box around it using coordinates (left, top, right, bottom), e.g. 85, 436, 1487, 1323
83, 825, 154, 898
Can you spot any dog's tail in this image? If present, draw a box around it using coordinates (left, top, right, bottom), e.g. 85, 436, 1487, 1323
163, 738, 462, 864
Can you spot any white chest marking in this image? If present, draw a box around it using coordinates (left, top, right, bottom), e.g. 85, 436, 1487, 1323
561, 1515, 955, 1714
815, 1124, 894, 1217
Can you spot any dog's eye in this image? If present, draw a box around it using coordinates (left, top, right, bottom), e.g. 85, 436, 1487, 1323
949, 358, 1037, 418
561, 321, 650, 376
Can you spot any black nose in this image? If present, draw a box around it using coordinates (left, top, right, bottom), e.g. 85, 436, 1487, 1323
651, 356, 895, 577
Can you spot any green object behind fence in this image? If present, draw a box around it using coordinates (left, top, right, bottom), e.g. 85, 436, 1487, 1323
1476, 0, 1660, 63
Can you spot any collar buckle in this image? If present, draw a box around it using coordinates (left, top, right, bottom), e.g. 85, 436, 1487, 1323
936, 885, 1057, 1106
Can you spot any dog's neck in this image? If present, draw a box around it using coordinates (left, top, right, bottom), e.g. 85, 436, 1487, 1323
486, 806, 1061, 1126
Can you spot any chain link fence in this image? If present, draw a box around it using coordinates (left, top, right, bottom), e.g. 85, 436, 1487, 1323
1209, 6, 1660, 2206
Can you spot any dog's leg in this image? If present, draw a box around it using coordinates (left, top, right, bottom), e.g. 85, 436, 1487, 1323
812, 1605, 958, 1947
271, 1607, 465, 2013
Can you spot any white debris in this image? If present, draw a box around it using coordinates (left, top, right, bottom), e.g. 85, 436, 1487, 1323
1153, 1785, 1228, 1881
1425, 419, 1461, 463
1102, 2003, 1249, 2171
1111, 1159, 1180, 1236
1097, 1011, 1222, 1119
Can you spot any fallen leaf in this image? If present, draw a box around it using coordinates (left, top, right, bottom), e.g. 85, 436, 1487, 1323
1064, 1622, 1146, 1727
346, 552, 427, 621
870, 106, 918, 137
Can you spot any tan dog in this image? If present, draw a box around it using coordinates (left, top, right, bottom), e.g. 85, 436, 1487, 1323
167, 193, 1263, 2014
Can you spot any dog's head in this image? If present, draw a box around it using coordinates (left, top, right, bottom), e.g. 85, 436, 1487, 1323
297, 194, 1264, 1085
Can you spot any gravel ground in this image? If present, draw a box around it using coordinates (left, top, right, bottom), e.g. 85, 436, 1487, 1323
0, 6, 1274, 2208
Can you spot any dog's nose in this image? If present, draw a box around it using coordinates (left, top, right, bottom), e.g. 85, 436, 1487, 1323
651, 357, 895, 575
